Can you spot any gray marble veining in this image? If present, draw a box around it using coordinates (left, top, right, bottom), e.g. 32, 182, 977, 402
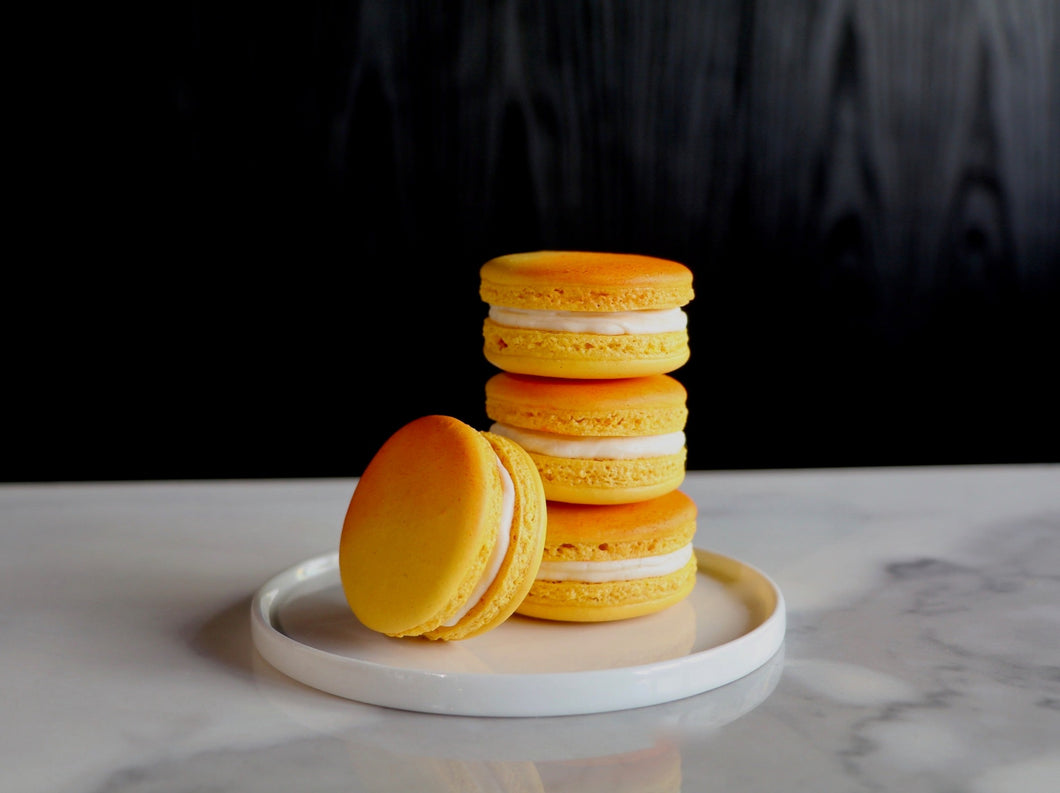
2, 465, 1057, 792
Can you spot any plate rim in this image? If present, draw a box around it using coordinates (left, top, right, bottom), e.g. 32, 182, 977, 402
249, 547, 786, 717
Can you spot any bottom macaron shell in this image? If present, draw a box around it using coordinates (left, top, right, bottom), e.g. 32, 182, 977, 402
423, 432, 547, 641
529, 451, 686, 505
516, 555, 698, 623
483, 321, 690, 379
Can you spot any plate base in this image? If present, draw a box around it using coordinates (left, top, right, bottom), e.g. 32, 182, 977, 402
250, 548, 785, 717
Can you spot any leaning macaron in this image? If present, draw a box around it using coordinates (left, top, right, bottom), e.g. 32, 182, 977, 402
485, 372, 687, 504
516, 491, 699, 623
339, 415, 546, 641
480, 250, 694, 378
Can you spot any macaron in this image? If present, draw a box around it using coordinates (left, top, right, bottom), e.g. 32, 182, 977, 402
516, 490, 699, 623
480, 250, 694, 378
485, 372, 688, 504
339, 415, 547, 641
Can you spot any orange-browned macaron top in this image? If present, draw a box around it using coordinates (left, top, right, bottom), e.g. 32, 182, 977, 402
480, 250, 693, 312
542, 490, 698, 561
486, 373, 687, 437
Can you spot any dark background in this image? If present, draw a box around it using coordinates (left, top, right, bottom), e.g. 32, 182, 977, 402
8, 1, 1058, 482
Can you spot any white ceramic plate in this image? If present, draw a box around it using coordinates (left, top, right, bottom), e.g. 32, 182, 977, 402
250, 548, 785, 717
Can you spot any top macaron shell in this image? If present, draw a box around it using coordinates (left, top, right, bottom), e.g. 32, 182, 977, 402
485, 373, 688, 437
338, 415, 546, 641
480, 250, 694, 312
480, 250, 694, 379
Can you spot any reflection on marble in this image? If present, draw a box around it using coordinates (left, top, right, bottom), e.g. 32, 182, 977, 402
3, 466, 1058, 792
88, 645, 785, 793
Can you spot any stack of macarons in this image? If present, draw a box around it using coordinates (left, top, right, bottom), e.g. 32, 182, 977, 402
480, 250, 699, 623
338, 250, 698, 640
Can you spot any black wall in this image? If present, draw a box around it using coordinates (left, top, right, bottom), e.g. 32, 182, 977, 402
9, 1, 1058, 481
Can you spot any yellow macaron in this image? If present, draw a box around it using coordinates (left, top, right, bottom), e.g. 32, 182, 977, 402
480, 250, 694, 378
339, 415, 547, 641
516, 491, 699, 623
485, 372, 688, 504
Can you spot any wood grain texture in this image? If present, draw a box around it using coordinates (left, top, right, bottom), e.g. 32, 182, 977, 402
10, 1, 1056, 480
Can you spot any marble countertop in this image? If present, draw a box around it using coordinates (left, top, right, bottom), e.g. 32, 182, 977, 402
4, 465, 1058, 792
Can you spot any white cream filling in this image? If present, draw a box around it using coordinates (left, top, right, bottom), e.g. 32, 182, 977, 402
488, 305, 687, 335
489, 422, 685, 459
536, 543, 694, 583
442, 455, 514, 627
